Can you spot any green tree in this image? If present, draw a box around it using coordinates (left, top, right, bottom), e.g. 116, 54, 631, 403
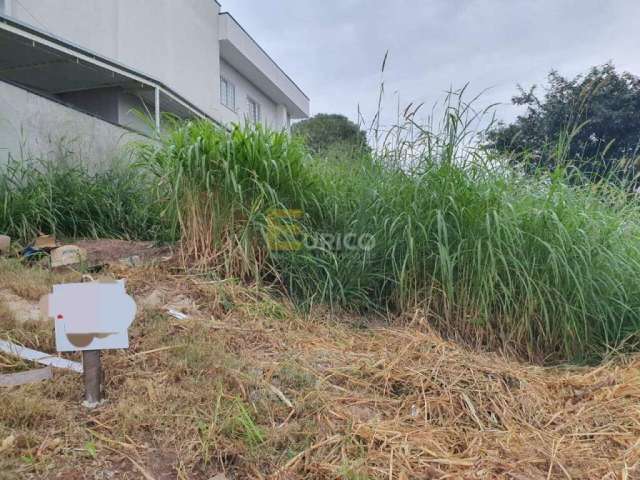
489, 64, 640, 179
292, 114, 370, 157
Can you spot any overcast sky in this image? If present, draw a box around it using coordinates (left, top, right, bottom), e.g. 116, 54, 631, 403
221, 0, 640, 128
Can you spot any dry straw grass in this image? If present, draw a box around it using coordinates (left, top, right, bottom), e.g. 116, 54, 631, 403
0, 258, 81, 301
0, 262, 639, 479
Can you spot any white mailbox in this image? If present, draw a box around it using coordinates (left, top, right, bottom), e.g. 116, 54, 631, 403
42, 280, 137, 352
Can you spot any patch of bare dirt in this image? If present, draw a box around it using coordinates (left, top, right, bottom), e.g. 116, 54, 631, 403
0, 288, 41, 323
73, 239, 173, 267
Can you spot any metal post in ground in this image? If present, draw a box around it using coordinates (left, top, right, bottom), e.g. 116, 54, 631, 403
82, 350, 102, 407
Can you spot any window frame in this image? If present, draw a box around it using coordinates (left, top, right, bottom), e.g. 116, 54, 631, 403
247, 96, 261, 124
220, 76, 236, 112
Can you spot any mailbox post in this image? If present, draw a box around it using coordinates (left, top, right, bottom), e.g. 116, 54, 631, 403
41, 280, 136, 408
82, 350, 102, 406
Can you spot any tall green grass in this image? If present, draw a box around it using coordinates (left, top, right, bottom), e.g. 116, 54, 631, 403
299, 152, 640, 362
134, 108, 640, 362
279, 93, 640, 362
135, 119, 315, 279
3, 98, 640, 362
0, 155, 166, 243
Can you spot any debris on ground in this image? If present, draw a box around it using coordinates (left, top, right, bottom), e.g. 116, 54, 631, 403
33, 235, 56, 250
0, 340, 83, 373
166, 308, 188, 320
0, 367, 52, 387
21, 245, 47, 261
164, 294, 199, 317
118, 255, 142, 268
50, 245, 87, 268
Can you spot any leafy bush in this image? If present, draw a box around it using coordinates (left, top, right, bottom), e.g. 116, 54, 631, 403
488, 63, 640, 181
292, 113, 370, 157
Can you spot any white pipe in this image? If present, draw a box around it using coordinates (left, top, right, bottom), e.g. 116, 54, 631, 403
0, 339, 83, 373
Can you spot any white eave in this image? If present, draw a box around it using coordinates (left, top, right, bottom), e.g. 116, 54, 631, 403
218, 12, 309, 119
0, 13, 214, 124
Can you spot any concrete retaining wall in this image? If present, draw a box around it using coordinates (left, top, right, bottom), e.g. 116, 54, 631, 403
0, 80, 143, 169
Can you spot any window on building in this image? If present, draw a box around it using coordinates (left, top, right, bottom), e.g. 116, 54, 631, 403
220, 76, 235, 111
247, 97, 261, 124
0, 1, 6, 14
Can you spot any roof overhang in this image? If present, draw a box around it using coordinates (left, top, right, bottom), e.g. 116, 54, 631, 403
218, 13, 309, 119
0, 14, 213, 123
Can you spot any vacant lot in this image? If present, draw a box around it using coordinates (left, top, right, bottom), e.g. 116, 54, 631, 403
1, 259, 638, 479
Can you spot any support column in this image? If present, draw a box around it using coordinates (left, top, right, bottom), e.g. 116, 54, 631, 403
276, 104, 289, 133
154, 87, 161, 132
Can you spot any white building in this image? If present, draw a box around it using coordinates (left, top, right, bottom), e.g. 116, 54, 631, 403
0, 0, 309, 166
